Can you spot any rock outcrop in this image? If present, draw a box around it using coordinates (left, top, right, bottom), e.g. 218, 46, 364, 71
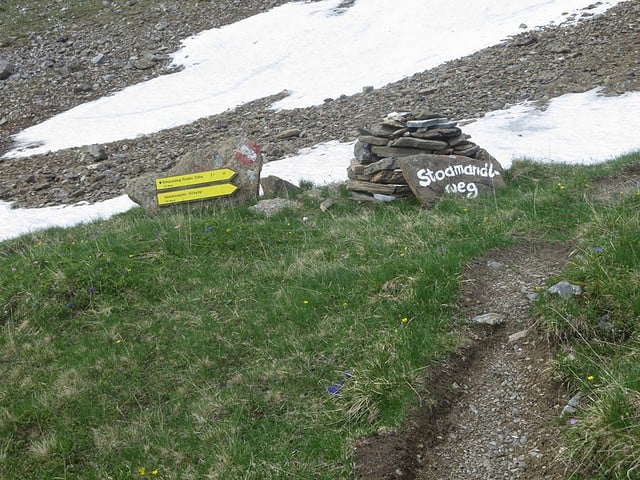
126, 137, 262, 213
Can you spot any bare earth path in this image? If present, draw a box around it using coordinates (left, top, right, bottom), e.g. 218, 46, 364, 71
354, 240, 576, 479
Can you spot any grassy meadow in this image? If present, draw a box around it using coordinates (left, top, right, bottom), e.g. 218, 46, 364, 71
1, 155, 639, 479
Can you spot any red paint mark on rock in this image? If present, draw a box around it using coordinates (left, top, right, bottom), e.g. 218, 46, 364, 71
235, 141, 261, 166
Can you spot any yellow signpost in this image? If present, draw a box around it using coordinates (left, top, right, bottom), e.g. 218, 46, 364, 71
155, 168, 238, 206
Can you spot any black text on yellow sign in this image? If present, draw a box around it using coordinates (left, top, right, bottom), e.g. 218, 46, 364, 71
155, 168, 236, 191
156, 183, 238, 206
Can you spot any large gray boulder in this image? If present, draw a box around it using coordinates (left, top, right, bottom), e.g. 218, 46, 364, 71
126, 137, 262, 213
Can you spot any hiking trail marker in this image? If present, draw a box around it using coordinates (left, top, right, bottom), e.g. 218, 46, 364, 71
155, 168, 237, 206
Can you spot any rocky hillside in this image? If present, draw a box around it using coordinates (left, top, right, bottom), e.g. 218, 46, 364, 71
0, 0, 639, 208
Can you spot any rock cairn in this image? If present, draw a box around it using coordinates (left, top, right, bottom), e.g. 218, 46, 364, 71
347, 113, 495, 201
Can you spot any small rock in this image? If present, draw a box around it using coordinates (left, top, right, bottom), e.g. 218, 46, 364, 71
73, 83, 93, 94
0, 59, 15, 80
487, 260, 504, 269
473, 312, 505, 325
567, 392, 583, 408
276, 128, 302, 140
389, 136, 449, 151
65, 58, 83, 73
372, 193, 397, 202
86, 145, 107, 160
260, 175, 301, 197
319, 198, 335, 212
508, 329, 528, 343
154, 21, 170, 31
510, 34, 538, 47
406, 118, 448, 129
548, 280, 582, 298
529, 449, 543, 459
598, 314, 613, 332
562, 391, 583, 415
91, 53, 107, 65
357, 135, 389, 146
132, 57, 157, 70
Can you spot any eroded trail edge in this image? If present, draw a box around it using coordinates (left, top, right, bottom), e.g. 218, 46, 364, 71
354, 240, 575, 480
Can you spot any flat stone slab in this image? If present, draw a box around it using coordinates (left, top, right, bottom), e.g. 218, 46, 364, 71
363, 157, 397, 176
370, 169, 406, 184
360, 124, 406, 139
371, 145, 436, 158
347, 180, 412, 196
406, 118, 449, 129
358, 135, 391, 146
390, 137, 450, 151
260, 175, 301, 197
398, 152, 505, 207
410, 127, 462, 140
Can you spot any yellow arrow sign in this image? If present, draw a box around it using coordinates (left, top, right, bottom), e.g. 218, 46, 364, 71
155, 168, 236, 191
157, 183, 238, 206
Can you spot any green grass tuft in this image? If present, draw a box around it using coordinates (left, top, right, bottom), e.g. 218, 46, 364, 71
532, 152, 640, 479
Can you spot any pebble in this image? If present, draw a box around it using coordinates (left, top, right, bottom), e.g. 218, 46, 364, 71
548, 280, 582, 298
508, 329, 528, 343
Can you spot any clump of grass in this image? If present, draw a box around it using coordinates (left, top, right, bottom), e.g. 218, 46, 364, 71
533, 154, 640, 478
562, 350, 640, 479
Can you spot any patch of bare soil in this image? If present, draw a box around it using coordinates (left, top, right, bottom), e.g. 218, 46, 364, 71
353, 240, 576, 479
589, 162, 640, 202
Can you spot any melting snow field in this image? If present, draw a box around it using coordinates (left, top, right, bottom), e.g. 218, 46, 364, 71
2, 0, 639, 242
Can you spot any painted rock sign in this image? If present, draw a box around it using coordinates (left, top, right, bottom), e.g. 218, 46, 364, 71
347, 113, 503, 203
126, 137, 262, 213
155, 169, 238, 206
398, 153, 505, 207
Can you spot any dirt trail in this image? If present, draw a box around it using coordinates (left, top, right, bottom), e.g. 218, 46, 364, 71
354, 240, 576, 479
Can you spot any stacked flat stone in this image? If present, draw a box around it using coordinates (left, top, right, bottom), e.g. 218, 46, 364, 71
347, 113, 489, 201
